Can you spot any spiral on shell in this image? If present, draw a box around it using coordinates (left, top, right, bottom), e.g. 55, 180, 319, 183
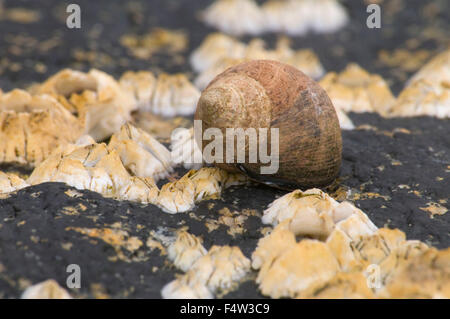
194, 60, 342, 189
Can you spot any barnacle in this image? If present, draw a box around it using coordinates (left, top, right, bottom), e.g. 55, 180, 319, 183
21, 279, 72, 299
27, 142, 159, 204
389, 80, 450, 118
157, 172, 196, 213
254, 194, 379, 298
170, 127, 203, 169
109, 123, 173, 181
189, 33, 246, 73
189, 167, 245, 201
119, 71, 200, 117
380, 248, 450, 298
326, 226, 425, 275
406, 49, 450, 88
262, 189, 338, 226
251, 222, 297, 276
161, 279, 214, 299
296, 271, 376, 299
162, 245, 250, 299
263, 0, 347, 35
386, 50, 450, 118
201, 0, 347, 36
335, 107, 355, 130
34, 69, 135, 141
280, 45, 325, 80
191, 35, 325, 89
152, 73, 200, 117
167, 230, 207, 272
256, 239, 340, 298
194, 57, 244, 90
319, 63, 396, 116
253, 187, 450, 298
119, 71, 156, 111
157, 168, 247, 214
0, 89, 84, 166
201, 0, 266, 36
0, 171, 29, 194
261, 189, 376, 239
389, 80, 450, 119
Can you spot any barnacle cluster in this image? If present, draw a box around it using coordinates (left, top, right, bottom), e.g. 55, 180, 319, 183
162, 245, 251, 299
320, 50, 450, 119
319, 63, 396, 116
157, 167, 246, 214
108, 123, 173, 181
119, 71, 200, 117
201, 0, 348, 36
191, 34, 325, 89
251, 189, 449, 299
262, 0, 348, 35
27, 137, 161, 204
389, 49, 450, 118
0, 171, 29, 194
0, 67, 202, 194
23, 68, 199, 147
23, 123, 246, 213
0, 89, 84, 166
167, 230, 207, 272
0, 68, 243, 212
32, 69, 135, 141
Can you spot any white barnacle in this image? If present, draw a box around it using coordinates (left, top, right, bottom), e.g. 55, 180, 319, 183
119, 71, 156, 111
167, 230, 207, 272
119, 72, 200, 117
256, 239, 340, 298
0, 171, 29, 194
21, 279, 72, 299
388, 79, 450, 119
262, 0, 348, 35
34, 69, 135, 141
27, 142, 159, 204
157, 172, 196, 214
201, 0, 347, 36
406, 49, 450, 88
201, 0, 266, 36
156, 168, 246, 214
0, 89, 84, 166
253, 188, 448, 298
319, 63, 396, 117
109, 123, 173, 182
189, 33, 246, 73
262, 188, 342, 238
162, 245, 250, 299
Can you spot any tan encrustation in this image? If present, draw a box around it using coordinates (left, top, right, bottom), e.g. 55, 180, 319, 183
0, 89, 84, 166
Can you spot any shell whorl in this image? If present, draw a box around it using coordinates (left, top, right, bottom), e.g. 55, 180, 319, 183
195, 60, 342, 189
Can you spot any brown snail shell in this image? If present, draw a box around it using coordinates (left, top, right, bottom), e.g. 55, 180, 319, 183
194, 60, 342, 189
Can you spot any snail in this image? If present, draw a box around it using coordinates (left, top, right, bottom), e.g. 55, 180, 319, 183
194, 60, 342, 190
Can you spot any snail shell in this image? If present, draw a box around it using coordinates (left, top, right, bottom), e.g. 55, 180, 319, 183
194, 60, 342, 189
